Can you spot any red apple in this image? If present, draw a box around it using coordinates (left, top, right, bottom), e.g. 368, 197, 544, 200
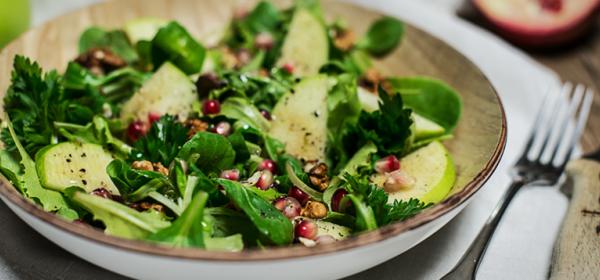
473, 0, 600, 47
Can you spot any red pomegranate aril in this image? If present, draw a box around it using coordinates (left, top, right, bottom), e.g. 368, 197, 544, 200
255, 170, 273, 190
254, 32, 274, 49
273, 197, 301, 219
220, 169, 240, 181
383, 169, 416, 193
288, 186, 310, 206
91, 188, 112, 199
127, 120, 149, 142
295, 219, 318, 240
215, 121, 232, 136
282, 63, 294, 74
375, 155, 400, 174
258, 159, 277, 174
260, 109, 272, 120
148, 112, 161, 124
331, 189, 350, 212
202, 99, 221, 115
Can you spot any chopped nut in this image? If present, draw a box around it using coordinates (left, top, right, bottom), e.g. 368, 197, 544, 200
130, 201, 165, 213
358, 68, 384, 93
132, 160, 153, 171
301, 201, 328, 219
308, 162, 330, 191
75, 47, 126, 75
153, 162, 169, 176
185, 119, 209, 138
333, 29, 356, 51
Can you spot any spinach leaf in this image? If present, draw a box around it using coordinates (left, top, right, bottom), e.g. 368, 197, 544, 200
178, 132, 236, 174
356, 17, 404, 57
3, 120, 78, 220
79, 27, 138, 63
130, 115, 189, 166
387, 77, 462, 132
228, 131, 251, 163
147, 191, 208, 247
220, 97, 271, 132
151, 21, 206, 74
216, 179, 293, 245
54, 116, 132, 158
70, 190, 170, 239
205, 207, 262, 246
106, 159, 170, 197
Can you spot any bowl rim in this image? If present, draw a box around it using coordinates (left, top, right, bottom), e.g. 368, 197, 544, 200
0, 0, 507, 262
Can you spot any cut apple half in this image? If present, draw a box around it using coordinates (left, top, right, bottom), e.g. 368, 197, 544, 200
388, 141, 456, 204
474, 0, 600, 47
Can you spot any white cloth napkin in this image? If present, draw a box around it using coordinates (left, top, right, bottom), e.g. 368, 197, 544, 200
27, 1, 569, 279
345, 1, 568, 279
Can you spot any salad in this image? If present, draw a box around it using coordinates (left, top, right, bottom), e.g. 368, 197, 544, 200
0, 0, 462, 250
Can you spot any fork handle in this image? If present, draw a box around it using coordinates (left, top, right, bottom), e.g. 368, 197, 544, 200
442, 180, 525, 280
550, 159, 600, 280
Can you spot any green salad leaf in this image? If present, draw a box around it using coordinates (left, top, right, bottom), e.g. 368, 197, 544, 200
356, 17, 404, 57
220, 97, 271, 132
387, 77, 462, 132
178, 132, 236, 174
148, 191, 208, 247
3, 120, 78, 220
70, 190, 170, 239
106, 159, 171, 198
54, 116, 132, 158
79, 27, 139, 64
130, 115, 189, 166
217, 179, 293, 245
151, 21, 206, 74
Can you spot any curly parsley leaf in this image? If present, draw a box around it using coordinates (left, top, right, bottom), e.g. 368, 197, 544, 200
130, 115, 189, 166
343, 86, 413, 157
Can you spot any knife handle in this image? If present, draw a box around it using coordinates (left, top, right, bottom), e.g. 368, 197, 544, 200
549, 159, 600, 280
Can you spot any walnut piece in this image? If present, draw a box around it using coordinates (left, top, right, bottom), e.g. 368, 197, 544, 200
186, 119, 209, 138
334, 29, 356, 51
75, 47, 126, 76
153, 162, 169, 176
301, 201, 328, 219
308, 162, 330, 191
132, 160, 153, 171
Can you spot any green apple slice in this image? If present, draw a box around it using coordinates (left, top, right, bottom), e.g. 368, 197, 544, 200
124, 17, 167, 43
315, 220, 351, 240
277, 9, 328, 76
388, 141, 455, 204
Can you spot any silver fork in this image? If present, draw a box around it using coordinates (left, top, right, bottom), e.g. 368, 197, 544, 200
442, 83, 594, 280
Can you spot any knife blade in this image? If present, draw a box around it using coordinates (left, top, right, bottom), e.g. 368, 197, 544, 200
549, 150, 600, 280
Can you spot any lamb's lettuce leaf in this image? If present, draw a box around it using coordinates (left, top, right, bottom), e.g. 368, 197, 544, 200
356, 17, 404, 57
178, 132, 236, 174
69, 190, 170, 239
79, 27, 139, 63
216, 179, 293, 245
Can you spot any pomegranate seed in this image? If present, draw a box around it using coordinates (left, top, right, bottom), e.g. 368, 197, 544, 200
202, 99, 221, 115
331, 189, 350, 212
375, 155, 400, 174
288, 186, 310, 206
258, 159, 277, 174
273, 197, 301, 219
214, 121, 232, 136
255, 170, 273, 190
540, 0, 562, 12
260, 109, 272, 120
254, 32, 274, 50
295, 219, 318, 240
91, 188, 112, 199
148, 112, 161, 124
220, 169, 240, 181
127, 120, 149, 142
282, 63, 294, 74
316, 235, 336, 245
384, 169, 416, 193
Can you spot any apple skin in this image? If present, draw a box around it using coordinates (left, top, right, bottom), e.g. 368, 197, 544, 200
473, 0, 600, 48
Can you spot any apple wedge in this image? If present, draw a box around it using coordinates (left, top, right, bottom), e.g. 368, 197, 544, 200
388, 141, 456, 204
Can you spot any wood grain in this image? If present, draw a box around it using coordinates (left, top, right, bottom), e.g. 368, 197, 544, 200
550, 159, 600, 280
0, 0, 506, 260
